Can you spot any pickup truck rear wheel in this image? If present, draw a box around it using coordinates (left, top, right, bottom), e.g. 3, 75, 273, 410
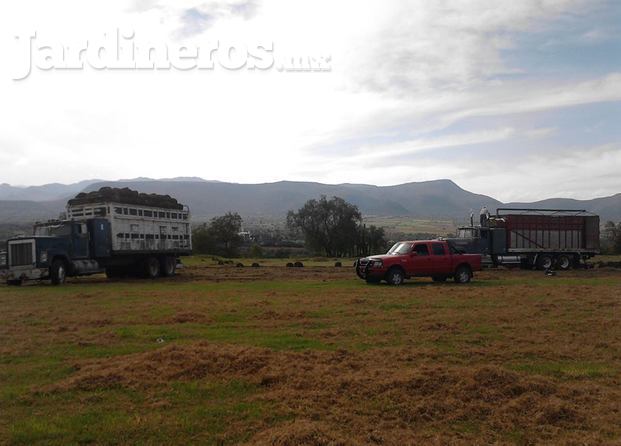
386, 267, 405, 286
50, 259, 67, 285
454, 265, 472, 284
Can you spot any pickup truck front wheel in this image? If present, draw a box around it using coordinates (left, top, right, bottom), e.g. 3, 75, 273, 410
454, 265, 472, 284
386, 267, 405, 286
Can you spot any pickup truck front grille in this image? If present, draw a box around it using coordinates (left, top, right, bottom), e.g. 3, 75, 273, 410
9, 242, 34, 266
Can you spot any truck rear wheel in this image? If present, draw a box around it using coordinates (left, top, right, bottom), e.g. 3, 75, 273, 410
454, 265, 472, 284
536, 255, 553, 270
144, 257, 160, 279
160, 256, 176, 277
556, 255, 572, 270
51, 259, 67, 285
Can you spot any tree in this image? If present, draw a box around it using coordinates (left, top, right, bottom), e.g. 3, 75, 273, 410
357, 224, 388, 256
287, 196, 367, 257
192, 212, 243, 257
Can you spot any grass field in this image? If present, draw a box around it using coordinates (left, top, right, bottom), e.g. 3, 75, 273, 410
1, 261, 620, 445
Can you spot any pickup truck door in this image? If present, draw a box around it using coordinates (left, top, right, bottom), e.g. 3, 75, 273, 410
430, 242, 452, 274
408, 243, 433, 275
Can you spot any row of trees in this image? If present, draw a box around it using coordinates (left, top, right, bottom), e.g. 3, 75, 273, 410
192, 196, 388, 257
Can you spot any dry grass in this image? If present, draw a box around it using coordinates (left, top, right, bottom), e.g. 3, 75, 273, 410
1, 262, 620, 444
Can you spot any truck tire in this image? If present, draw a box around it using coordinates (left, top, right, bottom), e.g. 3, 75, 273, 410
386, 267, 405, 286
160, 256, 176, 277
432, 276, 447, 282
536, 255, 553, 270
50, 259, 67, 285
454, 265, 472, 284
144, 257, 160, 279
556, 255, 572, 270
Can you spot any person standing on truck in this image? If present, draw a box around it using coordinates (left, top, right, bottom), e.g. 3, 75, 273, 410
480, 206, 490, 227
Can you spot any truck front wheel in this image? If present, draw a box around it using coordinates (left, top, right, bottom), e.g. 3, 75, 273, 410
386, 267, 405, 286
144, 257, 160, 279
51, 259, 67, 285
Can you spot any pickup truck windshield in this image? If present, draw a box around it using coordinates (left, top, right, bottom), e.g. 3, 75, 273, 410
388, 242, 412, 255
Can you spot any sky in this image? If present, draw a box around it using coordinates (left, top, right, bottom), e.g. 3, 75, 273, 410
0, 0, 620, 202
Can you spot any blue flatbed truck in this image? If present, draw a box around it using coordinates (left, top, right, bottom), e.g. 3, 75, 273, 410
3, 187, 192, 285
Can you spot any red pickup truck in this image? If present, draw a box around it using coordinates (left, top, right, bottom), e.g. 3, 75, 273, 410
355, 240, 482, 285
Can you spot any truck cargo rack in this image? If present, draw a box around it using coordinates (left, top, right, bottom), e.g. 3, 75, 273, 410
495, 208, 594, 217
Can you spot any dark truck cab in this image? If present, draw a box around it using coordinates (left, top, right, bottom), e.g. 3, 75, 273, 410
5, 219, 110, 285
355, 240, 482, 285
5, 187, 192, 285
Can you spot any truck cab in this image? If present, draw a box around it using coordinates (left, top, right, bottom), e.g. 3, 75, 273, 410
5, 220, 107, 285
355, 240, 482, 285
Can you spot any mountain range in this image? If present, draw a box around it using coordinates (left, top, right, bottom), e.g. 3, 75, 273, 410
0, 177, 619, 223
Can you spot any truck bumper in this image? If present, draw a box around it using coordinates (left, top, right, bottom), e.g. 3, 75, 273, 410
6, 267, 49, 282
354, 260, 386, 281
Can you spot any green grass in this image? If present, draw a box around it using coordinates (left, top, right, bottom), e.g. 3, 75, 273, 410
1, 267, 620, 443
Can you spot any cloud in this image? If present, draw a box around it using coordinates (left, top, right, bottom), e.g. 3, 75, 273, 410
175, 0, 259, 37
178, 7, 215, 37
0, 0, 619, 203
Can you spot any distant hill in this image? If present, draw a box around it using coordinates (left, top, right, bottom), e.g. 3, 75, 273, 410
0, 180, 102, 202
0, 178, 619, 225
80, 179, 502, 221
504, 194, 621, 220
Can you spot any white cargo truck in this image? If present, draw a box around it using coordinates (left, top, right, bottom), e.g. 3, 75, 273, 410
4, 188, 192, 285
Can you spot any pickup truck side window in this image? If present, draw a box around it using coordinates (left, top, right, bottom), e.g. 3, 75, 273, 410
431, 243, 445, 256
413, 244, 429, 256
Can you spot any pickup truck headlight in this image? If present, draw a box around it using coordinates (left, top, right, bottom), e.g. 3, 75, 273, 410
371, 259, 383, 268
39, 250, 48, 264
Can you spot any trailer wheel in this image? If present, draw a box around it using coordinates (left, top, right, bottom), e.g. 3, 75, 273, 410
556, 255, 572, 270
386, 267, 405, 286
50, 259, 67, 285
144, 257, 160, 279
454, 265, 472, 284
160, 256, 176, 277
536, 255, 553, 270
